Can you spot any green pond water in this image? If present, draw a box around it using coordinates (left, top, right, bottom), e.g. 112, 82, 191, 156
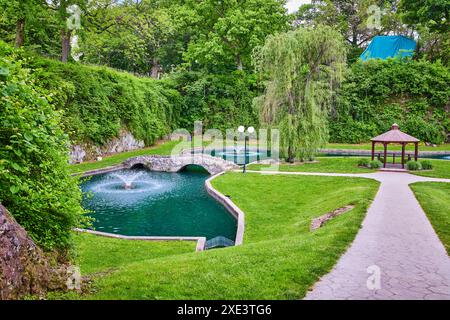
81, 167, 237, 241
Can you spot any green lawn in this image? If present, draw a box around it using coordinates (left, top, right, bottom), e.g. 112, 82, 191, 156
325, 143, 450, 152
410, 160, 450, 179
248, 157, 375, 173
57, 173, 379, 299
73, 233, 196, 275
410, 182, 450, 254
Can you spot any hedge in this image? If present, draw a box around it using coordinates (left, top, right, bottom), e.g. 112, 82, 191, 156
330, 58, 449, 144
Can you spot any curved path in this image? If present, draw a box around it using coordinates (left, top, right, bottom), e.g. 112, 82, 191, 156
247, 170, 450, 300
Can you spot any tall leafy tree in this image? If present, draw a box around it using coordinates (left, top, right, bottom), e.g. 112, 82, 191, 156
399, 0, 449, 64
254, 25, 346, 161
0, 0, 46, 47
295, 0, 407, 61
184, 0, 289, 72
45, 0, 87, 62
399, 0, 449, 33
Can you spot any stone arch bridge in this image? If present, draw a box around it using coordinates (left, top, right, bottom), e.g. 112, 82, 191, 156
123, 154, 238, 175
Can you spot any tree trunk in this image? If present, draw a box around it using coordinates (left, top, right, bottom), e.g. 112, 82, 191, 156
150, 57, 160, 79
286, 92, 296, 163
236, 55, 243, 71
61, 29, 72, 63
287, 145, 295, 163
15, 18, 25, 48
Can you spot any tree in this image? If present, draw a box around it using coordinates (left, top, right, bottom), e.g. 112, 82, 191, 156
0, 0, 44, 47
295, 1, 408, 62
45, 0, 86, 62
399, 0, 449, 34
399, 0, 449, 64
184, 0, 289, 72
81, 0, 186, 76
253, 26, 346, 162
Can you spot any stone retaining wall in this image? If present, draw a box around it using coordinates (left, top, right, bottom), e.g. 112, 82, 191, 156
70, 130, 145, 164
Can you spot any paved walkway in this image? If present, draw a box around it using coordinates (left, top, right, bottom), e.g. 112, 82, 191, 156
248, 170, 450, 300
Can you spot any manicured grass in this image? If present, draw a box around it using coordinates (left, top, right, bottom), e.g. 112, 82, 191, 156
72, 233, 196, 274
325, 143, 450, 152
410, 160, 450, 179
59, 173, 379, 299
410, 182, 450, 254
69, 140, 189, 174
248, 157, 375, 173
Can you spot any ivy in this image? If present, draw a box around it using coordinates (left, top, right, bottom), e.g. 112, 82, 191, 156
330, 59, 449, 144
0, 43, 88, 253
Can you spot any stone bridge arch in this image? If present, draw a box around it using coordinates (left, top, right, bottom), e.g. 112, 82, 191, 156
123, 154, 238, 175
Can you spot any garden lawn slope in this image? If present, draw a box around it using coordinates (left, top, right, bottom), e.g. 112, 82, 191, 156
411, 182, 450, 254
63, 173, 379, 299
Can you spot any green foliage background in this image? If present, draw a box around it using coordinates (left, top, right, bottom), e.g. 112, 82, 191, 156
330, 59, 449, 144
26, 57, 183, 146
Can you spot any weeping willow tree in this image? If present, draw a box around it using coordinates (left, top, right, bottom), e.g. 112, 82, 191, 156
253, 25, 346, 162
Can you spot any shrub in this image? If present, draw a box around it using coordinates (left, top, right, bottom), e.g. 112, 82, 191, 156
420, 160, 433, 170
0, 42, 88, 253
369, 160, 383, 169
330, 59, 449, 144
358, 158, 370, 167
170, 71, 260, 131
407, 160, 422, 171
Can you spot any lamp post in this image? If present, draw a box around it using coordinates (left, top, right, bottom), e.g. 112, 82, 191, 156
238, 126, 255, 173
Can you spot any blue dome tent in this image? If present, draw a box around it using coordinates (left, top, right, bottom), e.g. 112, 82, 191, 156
360, 35, 416, 61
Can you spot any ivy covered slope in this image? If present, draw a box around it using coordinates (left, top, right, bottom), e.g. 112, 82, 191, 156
26, 55, 183, 147
23, 53, 259, 147
0, 42, 86, 253
330, 59, 450, 144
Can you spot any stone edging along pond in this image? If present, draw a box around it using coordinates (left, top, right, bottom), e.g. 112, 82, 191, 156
73, 158, 244, 251
205, 172, 245, 246
74, 228, 207, 252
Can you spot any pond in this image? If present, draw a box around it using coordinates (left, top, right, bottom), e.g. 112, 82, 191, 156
81, 167, 237, 241
194, 146, 272, 165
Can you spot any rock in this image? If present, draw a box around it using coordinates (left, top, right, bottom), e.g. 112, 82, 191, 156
69, 129, 145, 164
310, 205, 355, 231
96, 156, 103, 162
0, 204, 69, 299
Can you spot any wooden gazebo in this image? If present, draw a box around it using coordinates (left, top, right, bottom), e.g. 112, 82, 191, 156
371, 123, 420, 169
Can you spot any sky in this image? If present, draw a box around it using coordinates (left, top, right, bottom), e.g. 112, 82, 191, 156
285, 0, 312, 14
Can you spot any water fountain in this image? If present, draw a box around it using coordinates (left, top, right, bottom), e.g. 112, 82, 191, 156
81, 168, 237, 241
112, 172, 143, 190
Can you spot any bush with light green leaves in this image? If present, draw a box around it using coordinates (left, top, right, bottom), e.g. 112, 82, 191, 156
0, 42, 88, 254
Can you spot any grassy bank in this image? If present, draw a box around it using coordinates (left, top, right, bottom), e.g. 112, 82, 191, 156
325, 143, 450, 152
410, 160, 450, 179
56, 173, 378, 299
248, 157, 375, 173
411, 182, 450, 254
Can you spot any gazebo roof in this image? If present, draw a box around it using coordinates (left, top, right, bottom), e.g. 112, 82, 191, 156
371, 123, 420, 143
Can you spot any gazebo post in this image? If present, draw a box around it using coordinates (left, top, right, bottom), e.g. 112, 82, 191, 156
414, 142, 418, 161
401, 143, 405, 169
383, 142, 387, 168
371, 141, 375, 161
